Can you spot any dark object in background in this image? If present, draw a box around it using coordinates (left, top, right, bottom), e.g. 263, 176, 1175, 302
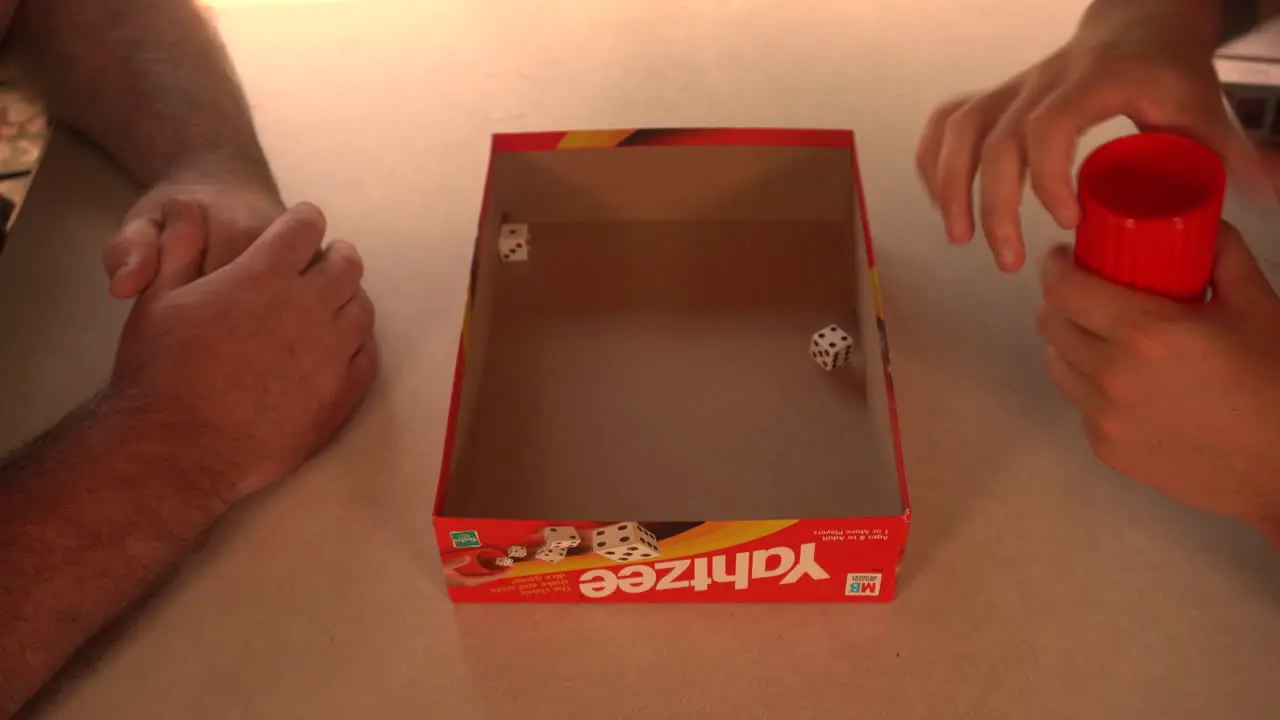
1235, 94, 1268, 130
0, 192, 15, 252
1217, 18, 1280, 143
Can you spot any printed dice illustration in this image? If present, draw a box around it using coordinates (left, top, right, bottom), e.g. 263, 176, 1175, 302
499, 223, 529, 262
540, 526, 581, 550
535, 546, 568, 563
506, 545, 528, 559
494, 556, 515, 568
591, 522, 660, 563
810, 324, 854, 371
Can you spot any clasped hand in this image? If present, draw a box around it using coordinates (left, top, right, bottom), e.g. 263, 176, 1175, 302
104, 195, 378, 506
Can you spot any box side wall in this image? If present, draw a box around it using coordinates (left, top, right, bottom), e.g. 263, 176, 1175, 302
435, 147, 507, 517
850, 139, 911, 519
432, 137, 506, 512
437, 515, 907, 602
494, 127, 857, 153
489, 144, 851, 224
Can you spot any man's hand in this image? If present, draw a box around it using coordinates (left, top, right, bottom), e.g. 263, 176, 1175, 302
0, 198, 376, 713
101, 172, 285, 299
1038, 222, 1280, 544
916, 0, 1273, 273
109, 199, 378, 504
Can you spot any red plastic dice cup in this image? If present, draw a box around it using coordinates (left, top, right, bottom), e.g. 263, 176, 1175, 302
1074, 132, 1226, 302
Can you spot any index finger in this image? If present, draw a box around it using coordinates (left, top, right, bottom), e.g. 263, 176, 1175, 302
1040, 244, 1171, 338
1024, 75, 1133, 230
239, 201, 327, 273
916, 96, 970, 202
103, 216, 161, 299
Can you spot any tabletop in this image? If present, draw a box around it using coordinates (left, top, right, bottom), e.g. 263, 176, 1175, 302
3, 1, 1280, 718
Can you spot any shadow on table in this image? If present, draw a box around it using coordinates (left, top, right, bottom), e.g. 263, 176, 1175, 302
882, 245, 1280, 606
874, 246, 1067, 596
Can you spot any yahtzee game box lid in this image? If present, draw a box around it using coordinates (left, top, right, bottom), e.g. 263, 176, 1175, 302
432, 128, 910, 602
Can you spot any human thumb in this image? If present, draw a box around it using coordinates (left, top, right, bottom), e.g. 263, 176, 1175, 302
139, 199, 207, 302
1210, 221, 1272, 307
103, 215, 161, 299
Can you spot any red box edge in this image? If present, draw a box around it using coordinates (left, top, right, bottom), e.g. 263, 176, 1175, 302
435, 514, 909, 603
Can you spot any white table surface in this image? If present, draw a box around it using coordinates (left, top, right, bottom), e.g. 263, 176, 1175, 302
3, 1, 1279, 717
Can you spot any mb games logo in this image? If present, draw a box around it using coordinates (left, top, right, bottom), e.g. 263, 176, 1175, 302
845, 573, 881, 597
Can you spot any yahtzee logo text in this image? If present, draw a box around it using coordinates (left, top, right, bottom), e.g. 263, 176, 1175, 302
577, 542, 830, 599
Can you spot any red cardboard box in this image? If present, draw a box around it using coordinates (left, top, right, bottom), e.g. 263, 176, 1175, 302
433, 128, 910, 602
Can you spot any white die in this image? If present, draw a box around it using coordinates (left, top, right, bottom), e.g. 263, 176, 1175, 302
591, 522, 660, 563
494, 556, 515, 568
540, 526, 581, 550
810, 324, 854, 371
499, 223, 530, 262
506, 545, 528, 559
535, 546, 567, 563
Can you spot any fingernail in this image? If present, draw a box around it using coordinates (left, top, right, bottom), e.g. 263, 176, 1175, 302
998, 246, 1019, 270
110, 256, 134, 280
1044, 343, 1060, 365
107, 267, 133, 299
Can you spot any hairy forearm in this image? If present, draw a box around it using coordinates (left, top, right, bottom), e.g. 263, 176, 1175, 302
4, 0, 278, 193
0, 394, 229, 718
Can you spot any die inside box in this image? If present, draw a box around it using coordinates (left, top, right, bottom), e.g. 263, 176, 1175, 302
433, 129, 910, 603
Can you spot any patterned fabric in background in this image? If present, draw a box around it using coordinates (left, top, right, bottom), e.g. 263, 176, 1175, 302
0, 84, 47, 232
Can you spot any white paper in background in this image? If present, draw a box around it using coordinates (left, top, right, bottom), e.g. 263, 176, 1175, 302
1219, 16, 1280, 61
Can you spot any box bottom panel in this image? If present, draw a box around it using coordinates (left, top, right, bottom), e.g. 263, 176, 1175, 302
446, 220, 901, 521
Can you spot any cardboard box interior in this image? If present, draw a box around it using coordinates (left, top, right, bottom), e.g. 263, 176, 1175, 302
442, 143, 903, 521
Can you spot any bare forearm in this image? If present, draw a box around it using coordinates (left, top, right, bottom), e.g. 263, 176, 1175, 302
1078, 0, 1280, 51
0, 394, 229, 718
5, 0, 278, 193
